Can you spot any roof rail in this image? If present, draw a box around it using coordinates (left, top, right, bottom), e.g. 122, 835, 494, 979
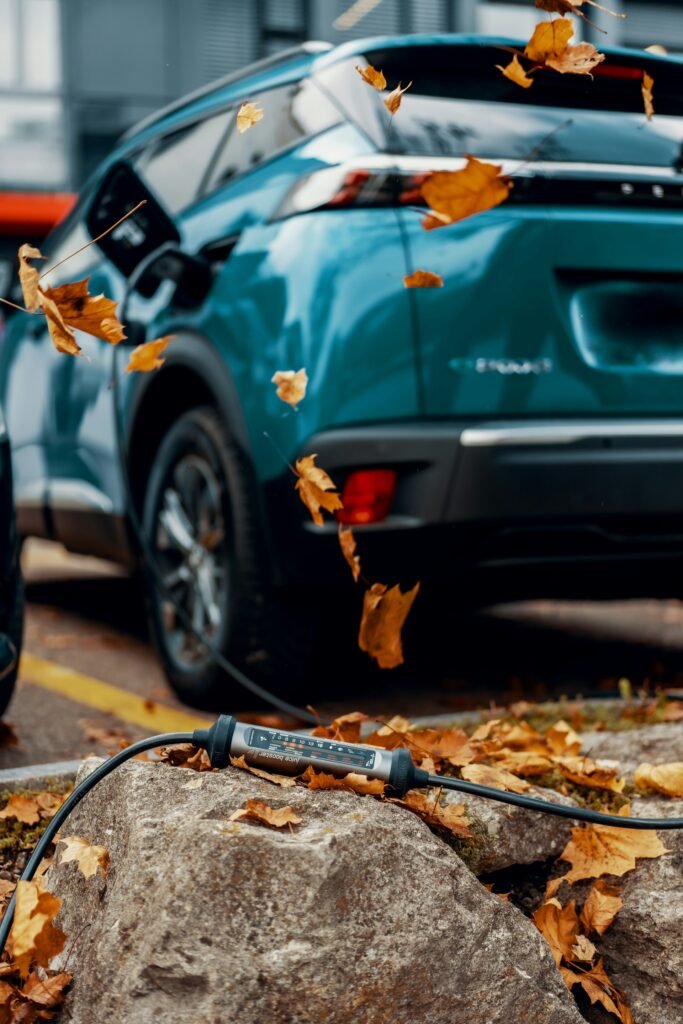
121, 41, 333, 142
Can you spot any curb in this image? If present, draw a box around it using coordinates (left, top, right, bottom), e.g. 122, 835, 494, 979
0, 759, 83, 791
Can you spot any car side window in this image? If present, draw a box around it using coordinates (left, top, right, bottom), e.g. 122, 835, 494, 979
133, 112, 229, 215
202, 79, 342, 195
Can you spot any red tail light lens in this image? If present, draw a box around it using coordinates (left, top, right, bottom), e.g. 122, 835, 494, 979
337, 469, 397, 525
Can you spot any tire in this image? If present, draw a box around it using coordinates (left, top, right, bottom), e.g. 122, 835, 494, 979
141, 406, 313, 710
0, 563, 23, 718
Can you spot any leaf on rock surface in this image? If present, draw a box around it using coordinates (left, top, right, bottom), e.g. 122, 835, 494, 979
562, 960, 635, 1024
461, 763, 531, 793
496, 54, 535, 89
160, 743, 213, 771
42, 278, 125, 345
229, 799, 301, 829
229, 754, 297, 787
580, 880, 623, 936
17, 244, 44, 311
532, 898, 580, 966
398, 790, 472, 839
403, 270, 443, 288
294, 454, 343, 526
633, 761, 683, 797
338, 524, 361, 582
236, 102, 264, 134
358, 581, 420, 669
301, 766, 385, 795
57, 835, 109, 880
355, 64, 386, 90
7, 881, 66, 978
384, 81, 412, 114
490, 750, 555, 776
421, 157, 512, 229
544, 719, 582, 757
553, 755, 625, 793
642, 72, 655, 120
271, 368, 308, 408
571, 934, 597, 962
0, 795, 41, 825
126, 336, 173, 373
22, 970, 72, 1008
312, 711, 369, 744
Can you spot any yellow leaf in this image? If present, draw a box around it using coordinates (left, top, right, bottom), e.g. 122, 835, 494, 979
553, 811, 668, 887
633, 761, 683, 797
17, 243, 44, 311
545, 719, 582, 756
43, 277, 125, 344
547, 41, 605, 74
271, 368, 308, 408
0, 794, 41, 825
562, 959, 635, 1024
403, 270, 443, 288
6, 881, 66, 978
384, 81, 412, 114
355, 64, 386, 90
338, 524, 361, 582
497, 54, 534, 89
294, 454, 343, 526
229, 754, 297, 787
312, 710, 369, 743
399, 790, 471, 839
532, 898, 580, 966
358, 581, 420, 669
301, 765, 384, 796
535, 0, 625, 19
552, 755, 625, 793
125, 335, 173, 373
228, 799, 301, 829
421, 157, 512, 229
571, 934, 597, 962
236, 102, 264, 134
524, 17, 604, 75
642, 72, 655, 120
23, 970, 72, 1008
491, 750, 555, 776
580, 880, 623, 936
40, 290, 80, 356
461, 763, 531, 794
57, 835, 109, 880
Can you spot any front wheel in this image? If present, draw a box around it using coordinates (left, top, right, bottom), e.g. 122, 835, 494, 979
0, 563, 23, 718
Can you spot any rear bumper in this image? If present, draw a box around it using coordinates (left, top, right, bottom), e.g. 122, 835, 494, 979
273, 420, 683, 599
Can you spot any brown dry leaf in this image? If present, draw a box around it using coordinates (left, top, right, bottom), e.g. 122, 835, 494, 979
400, 790, 472, 839
535, 0, 625, 19
571, 933, 597, 962
229, 754, 297, 788
553, 755, 625, 793
384, 81, 412, 114
0, 795, 41, 825
23, 970, 72, 1008
461, 763, 531, 793
545, 720, 582, 757
338, 524, 361, 582
7, 881, 66, 978
497, 54, 534, 89
126, 335, 173, 373
0, 879, 15, 912
642, 72, 655, 120
548, 41, 606, 74
236, 102, 264, 134
295, 454, 343, 526
358, 581, 420, 669
160, 743, 213, 771
363, 715, 413, 750
312, 711, 369, 744
549, 810, 667, 891
271, 368, 308, 408
228, 799, 301, 829
17, 244, 44, 311
57, 835, 109, 880
532, 898, 580, 967
40, 290, 80, 356
35, 792, 67, 820
43, 278, 125, 344
301, 765, 385, 796
525, 17, 605, 75
421, 157, 512, 229
562, 959, 635, 1024
355, 64, 386, 90
403, 270, 443, 288
491, 750, 555, 776
580, 880, 623, 936
633, 761, 683, 797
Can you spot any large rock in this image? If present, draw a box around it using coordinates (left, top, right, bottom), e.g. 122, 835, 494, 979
580, 722, 682, 771
47, 760, 584, 1024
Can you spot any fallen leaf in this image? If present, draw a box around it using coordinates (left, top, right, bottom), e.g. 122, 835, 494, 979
633, 761, 683, 797
461, 763, 531, 793
491, 750, 555, 776
295, 454, 343, 526
229, 754, 297, 787
553, 755, 625, 793
355, 64, 386, 90
7, 881, 66, 977
35, 792, 67, 820
549, 810, 667, 891
126, 335, 173, 373
0, 795, 40, 825
532, 898, 580, 966
236, 102, 264, 134
580, 880, 623, 936
17, 244, 44, 311
0, 879, 15, 911
399, 790, 472, 839
562, 959, 635, 1024
524, 17, 605, 75
228, 799, 301, 829
302, 766, 384, 795
57, 835, 109, 880
312, 711, 369, 744
272, 368, 308, 408
571, 934, 597, 962
642, 72, 655, 120
384, 80, 411, 114
160, 743, 213, 771
403, 270, 443, 288
358, 581, 420, 669
338, 525, 361, 582
22, 970, 72, 1008
545, 720, 582, 757
43, 278, 125, 344
421, 157, 512, 229
497, 54, 534, 89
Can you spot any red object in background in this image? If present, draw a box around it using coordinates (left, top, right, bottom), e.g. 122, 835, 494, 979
337, 468, 397, 525
0, 191, 76, 237
593, 64, 645, 81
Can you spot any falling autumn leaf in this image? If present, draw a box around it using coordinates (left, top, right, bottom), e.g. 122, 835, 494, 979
294, 454, 343, 526
57, 835, 109, 880
126, 335, 173, 373
42, 277, 125, 345
358, 581, 420, 669
384, 81, 412, 114
580, 880, 623, 936
532, 898, 580, 966
355, 64, 386, 90
17, 243, 44, 311
0, 794, 41, 825
403, 270, 443, 288
535, 0, 625, 19
421, 157, 512, 230
338, 524, 361, 582
271, 368, 308, 408
236, 102, 264, 134
302, 766, 385, 796
229, 799, 301, 829
497, 54, 534, 89
633, 761, 683, 797
229, 754, 297, 787
642, 72, 655, 120
524, 17, 605, 75
40, 290, 81, 356
7, 881, 66, 978
460, 763, 531, 794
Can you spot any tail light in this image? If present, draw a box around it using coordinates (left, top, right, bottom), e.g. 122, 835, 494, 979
337, 469, 397, 525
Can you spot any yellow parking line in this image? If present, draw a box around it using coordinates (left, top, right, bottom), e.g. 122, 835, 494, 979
19, 652, 212, 734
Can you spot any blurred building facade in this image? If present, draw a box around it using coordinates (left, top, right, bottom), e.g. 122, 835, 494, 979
0, 0, 681, 192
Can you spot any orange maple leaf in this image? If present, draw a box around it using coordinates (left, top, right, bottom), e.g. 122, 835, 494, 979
6, 881, 66, 978
42, 277, 126, 345
358, 581, 420, 669
535, 0, 625, 19
403, 270, 443, 288
57, 835, 109, 880
421, 157, 512, 230
562, 959, 635, 1024
228, 799, 301, 829
272, 368, 308, 408
302, 765, 385, 796
338, 524, 361, 582
0, 795, 41, 825
312, 710, 369, 743
229, 754, 297, 787
524, 17, 605, 75
236, 102, 264, 134
398, 790, 472, 839
126, 336, 173, 373
384, 81, 412, 115
532, 898, 580, 966
497, 54, 534, 89
355, 64, 386, 90
642, 72, 655, 120
461, 763, 531, 794
580, 880, 623, 936
295, 454, 343, 526
633, 761, 683, 797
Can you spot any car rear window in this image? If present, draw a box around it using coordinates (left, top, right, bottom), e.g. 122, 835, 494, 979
362, 44, 683, 169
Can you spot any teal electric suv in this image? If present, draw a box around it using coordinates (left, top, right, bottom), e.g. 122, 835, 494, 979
2, 35, 683, 708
